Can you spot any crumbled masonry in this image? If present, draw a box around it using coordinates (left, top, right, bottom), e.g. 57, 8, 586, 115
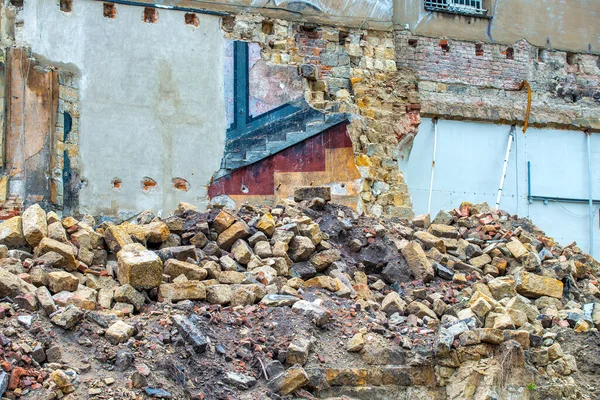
0, 193, 599, 399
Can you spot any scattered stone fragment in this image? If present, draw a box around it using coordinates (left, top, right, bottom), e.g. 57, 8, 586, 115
159, 281, 206, 302
261, 294, 299, 307
288, 236, 316, 262
286, 336, 312, 365
0, 269, 36, 298
267, 364, 309, 395
427, 224, 459, 239
381, 292, 407, 316
401, 241, 434, 283
292, 300, 330, 327
310, 249, 341, 271
105, 320, 135, 344
35, 238, 78, 271
115, 349, 134, 371
51, 304, 84, 329
206, 284, 233, 305
212, 210, 236, 233
217, 221, 251, 250
506, 239, 528, 260
104, 225, 134, 253
224, 371, 257, 390
346, 333, 365, 352
0, 217, 26, 248
51, 369, 74, 393
256, 213, 276, 237
114, 284, 145, 311
172, 315, 208, 353
144, 388, 173, 398
47, 271, 79, 293
22, 204, 48, 248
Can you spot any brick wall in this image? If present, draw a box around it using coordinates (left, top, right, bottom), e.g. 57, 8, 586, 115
396, 34, 533, 90
395, 31, 600, 131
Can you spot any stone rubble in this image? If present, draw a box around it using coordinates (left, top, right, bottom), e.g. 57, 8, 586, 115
0, 194, 597, 398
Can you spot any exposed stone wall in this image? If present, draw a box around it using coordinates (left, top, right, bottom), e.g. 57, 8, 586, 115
53, 70, 80, 212
395, 31, 600, 131
222, 14, 421, 218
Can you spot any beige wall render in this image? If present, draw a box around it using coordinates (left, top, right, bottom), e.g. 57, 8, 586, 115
395, 0, 600, 55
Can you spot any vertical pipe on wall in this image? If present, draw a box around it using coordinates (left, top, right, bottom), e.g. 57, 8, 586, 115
427, 118, 438, 215
586, 131, 594, 257
495, 125, 515, 211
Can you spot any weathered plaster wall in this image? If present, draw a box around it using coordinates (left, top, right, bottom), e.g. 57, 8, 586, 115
395, 0, 600, 54
20, 0, 226, 217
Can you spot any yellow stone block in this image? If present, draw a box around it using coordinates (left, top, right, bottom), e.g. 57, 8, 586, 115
355, 154, 371, 167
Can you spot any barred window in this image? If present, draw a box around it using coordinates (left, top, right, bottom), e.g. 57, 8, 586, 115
425, 0, 487, 16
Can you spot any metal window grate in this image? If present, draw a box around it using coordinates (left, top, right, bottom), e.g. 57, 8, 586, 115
425, 0, 486, 16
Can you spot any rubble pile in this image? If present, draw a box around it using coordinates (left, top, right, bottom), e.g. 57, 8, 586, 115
0, 192, 598, 399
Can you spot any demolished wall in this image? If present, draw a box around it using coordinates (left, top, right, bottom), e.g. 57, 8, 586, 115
395, 31, 600, 131
0, 1, 421, 219
1, 1, 598, 221
218, 14, 421, 218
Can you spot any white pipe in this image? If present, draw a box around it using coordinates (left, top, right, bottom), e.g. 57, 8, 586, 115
495, 125, 515, 211
587, 132, 594, 257
427, 119, 438, 215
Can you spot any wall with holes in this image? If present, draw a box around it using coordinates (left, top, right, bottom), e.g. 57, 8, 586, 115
20, 0, 226, 217
400, 118, 600, 256
395, 33, 600, 131
396, 0, 600, 55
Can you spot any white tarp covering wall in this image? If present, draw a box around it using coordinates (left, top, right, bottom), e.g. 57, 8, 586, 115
400, 118, 600, 257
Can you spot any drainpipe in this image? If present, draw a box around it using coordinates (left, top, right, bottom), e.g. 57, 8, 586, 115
427, 118, 438, 215
495, 125, 515, 211
586, 131, 594, 257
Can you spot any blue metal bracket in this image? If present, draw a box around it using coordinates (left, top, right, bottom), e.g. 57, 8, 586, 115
527, 161, 600, 205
